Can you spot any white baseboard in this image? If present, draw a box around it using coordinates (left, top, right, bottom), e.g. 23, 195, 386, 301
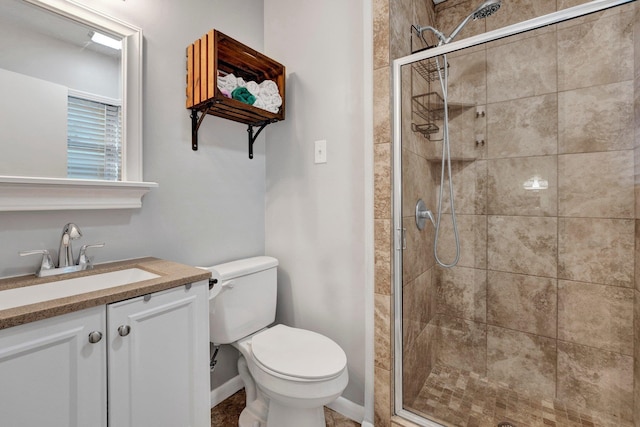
210, 375, 244, 407
326, 396, 365, 424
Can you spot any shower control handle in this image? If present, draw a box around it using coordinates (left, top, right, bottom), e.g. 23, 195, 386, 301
415, 199, 436, 230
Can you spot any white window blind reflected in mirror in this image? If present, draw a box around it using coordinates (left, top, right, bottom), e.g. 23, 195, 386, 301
67, 95, 122, 181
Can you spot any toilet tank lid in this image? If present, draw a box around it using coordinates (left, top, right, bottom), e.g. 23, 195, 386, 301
203, 256, 278, 280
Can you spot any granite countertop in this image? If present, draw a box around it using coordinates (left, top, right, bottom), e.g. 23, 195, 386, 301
0, 257, 211, 330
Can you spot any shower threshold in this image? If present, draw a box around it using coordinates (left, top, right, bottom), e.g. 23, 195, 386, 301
405, 364, 632, 427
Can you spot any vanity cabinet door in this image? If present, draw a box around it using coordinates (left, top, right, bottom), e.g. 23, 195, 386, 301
107, 280, 210, 427
0, 306, 107, 427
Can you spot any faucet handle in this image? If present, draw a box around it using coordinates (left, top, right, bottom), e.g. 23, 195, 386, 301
19, 249, 56, 273
77, 243, 105, 268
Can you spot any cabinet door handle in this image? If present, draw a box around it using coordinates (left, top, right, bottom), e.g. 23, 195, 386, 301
88, 331, 103, 343
118, 325, 131, 337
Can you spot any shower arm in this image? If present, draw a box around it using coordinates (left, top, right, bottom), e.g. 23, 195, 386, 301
415, 25, 446, 46
445, 14, 474, 44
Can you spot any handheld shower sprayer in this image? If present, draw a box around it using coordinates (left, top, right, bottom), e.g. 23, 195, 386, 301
411, 0, 501, 268
416, 0, 502, 46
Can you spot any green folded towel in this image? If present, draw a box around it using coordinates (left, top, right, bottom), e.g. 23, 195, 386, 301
231, 87, 256, 105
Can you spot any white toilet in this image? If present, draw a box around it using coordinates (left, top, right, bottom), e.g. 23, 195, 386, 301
204, 256, 348, 427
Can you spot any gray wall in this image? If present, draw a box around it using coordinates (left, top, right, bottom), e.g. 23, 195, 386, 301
264, 0, 366, 406
0, 0, 265, 389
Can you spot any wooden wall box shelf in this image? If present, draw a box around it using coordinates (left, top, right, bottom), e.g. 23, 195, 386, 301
186, 29, 286, 158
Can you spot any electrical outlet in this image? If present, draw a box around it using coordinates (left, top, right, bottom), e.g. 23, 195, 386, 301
314, 140, 327, 164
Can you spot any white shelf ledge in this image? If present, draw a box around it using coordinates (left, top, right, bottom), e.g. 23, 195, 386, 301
0, 176, 158, 211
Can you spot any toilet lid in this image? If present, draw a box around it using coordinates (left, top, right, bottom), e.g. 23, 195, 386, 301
250, 325, 347, 380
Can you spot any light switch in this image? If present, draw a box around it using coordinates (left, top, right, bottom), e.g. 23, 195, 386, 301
314, 140, 327, 164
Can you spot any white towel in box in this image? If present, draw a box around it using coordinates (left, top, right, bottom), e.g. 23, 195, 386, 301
217, 73, 238, 93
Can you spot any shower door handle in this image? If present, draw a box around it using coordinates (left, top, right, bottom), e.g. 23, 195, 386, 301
396, 228, 406, 251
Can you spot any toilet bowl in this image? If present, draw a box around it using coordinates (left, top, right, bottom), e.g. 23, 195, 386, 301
203, 256, 349, 427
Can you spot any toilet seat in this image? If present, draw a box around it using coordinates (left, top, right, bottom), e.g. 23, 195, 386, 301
250, 325, 347, 380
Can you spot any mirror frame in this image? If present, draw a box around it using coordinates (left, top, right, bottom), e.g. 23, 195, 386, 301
0, 0, 157, 211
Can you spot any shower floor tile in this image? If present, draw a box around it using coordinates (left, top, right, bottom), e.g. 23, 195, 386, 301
407, 364, 632, 427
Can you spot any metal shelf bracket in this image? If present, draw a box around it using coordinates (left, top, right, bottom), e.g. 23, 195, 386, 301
190, 102, 214, 151
247, 121, 271, 159
191, 105, 276, 159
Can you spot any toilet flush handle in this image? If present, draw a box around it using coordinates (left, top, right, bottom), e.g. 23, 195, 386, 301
220, 280, 234, 289
209, 279, 235, 300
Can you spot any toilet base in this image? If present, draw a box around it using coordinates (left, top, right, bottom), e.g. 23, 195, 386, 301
238, 399, 325, 427
266, 399, 325, 427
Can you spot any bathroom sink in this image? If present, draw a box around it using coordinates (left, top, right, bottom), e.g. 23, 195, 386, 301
0, 268, 160, 311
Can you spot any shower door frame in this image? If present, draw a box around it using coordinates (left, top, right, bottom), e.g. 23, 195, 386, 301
391, 0, 635, 425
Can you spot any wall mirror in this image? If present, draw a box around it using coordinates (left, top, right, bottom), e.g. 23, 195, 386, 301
0, 0, 156, 211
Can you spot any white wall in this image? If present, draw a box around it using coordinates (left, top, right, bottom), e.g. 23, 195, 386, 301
0, 69, 68, 177
0, 0, 265, 389
0, 17, 120, 99
264, 0, 366, 406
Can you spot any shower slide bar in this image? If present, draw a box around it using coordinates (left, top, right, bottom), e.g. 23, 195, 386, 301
391, 0, 635, 426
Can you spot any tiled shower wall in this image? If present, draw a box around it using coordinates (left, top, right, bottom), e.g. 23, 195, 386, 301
372, 0, 640, 426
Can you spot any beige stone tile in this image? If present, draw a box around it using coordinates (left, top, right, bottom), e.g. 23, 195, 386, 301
487, 215, 557, 277
403, 268, 435, 350
429, 105, 486, 161
557, 11, 634, 91
487, 32, 557, 103
434, 214, 486, 269
558, 81, 634, 154
557, 0, 635, 28
375, 218, 392, 295
403, 322, 437, 406
487, 156, 557, 217
487, 271, 557, 338
434, 315, 486, 375
373, 0, 390, 69
435, 0, 486, 45
411, 0, 438, 51
558, 218, 634, 287
375, 294, 392, 371
437, 159, 487, 215
637, 221, 640, 292
558, 151, 634, 219
487, 326, 556, 398
390, 0, 413, 60
558, 280, 634, 355
374, 67, 391, 145
374, 366, 392, 427
402, 149, 433, 218
635, 290, 640, 424
446, 49, 487, 106
487, 94, 558, 159
435, 266, 486, 322
557, 341, 634, 423
486, 0, 556, 32
374, 142, 392, 219
484, 0, 557, 48
402, 216, 435, 283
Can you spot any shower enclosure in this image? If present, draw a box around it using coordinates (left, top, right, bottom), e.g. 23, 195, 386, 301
392, 0, 639, 426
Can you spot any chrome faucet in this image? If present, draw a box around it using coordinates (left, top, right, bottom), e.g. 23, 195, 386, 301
20, 223, 105, 277
58, 223, 82, 268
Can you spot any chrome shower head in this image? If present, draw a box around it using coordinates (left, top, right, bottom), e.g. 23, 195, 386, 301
445, 0, 502, 44
472, 0, 502, 20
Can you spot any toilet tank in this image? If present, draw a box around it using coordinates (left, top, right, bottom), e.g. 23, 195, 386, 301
203, 256, 278, 344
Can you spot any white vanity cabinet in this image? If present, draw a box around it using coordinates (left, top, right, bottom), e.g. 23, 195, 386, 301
0, 305, 107, 427
0, 279, 210, 427
107, 280, 210, 427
